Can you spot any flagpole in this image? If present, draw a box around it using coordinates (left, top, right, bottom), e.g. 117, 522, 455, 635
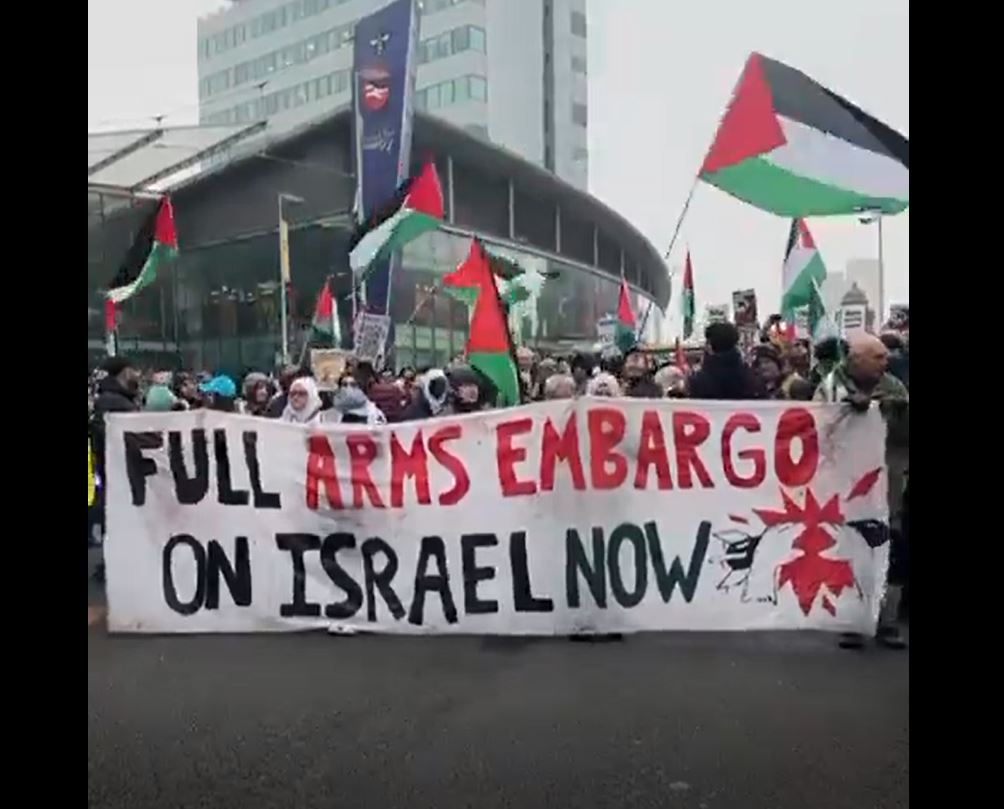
662, 176, 699, 261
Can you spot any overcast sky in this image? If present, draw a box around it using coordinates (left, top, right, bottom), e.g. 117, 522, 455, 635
89, 0, 908, 327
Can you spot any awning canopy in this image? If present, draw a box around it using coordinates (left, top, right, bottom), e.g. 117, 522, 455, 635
87, 122, 266, 195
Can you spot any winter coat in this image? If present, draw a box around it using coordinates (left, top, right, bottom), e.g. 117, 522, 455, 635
686, 350, 763, 400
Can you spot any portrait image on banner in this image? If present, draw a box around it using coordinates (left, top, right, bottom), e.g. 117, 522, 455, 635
352, 0, 420, 317
732, 289, 758, 329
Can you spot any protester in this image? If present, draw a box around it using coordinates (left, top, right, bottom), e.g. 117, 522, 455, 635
654, 364, 687, 398
814, 333, 909, 650
880, 331, 909, 389
809, 337, 847, 389
326, 385, 387, 425
402, 369, 451, 421
172, 372, 202, 410
543, 373, 576, 400
688, 322, 762, 400
570, 352, 596, 395
586, 372, 622, 397
751, 344, 784, 398
266, 365, 302, 419
367, 371, 408, 423
242, 372, 273, 417
449, 365, 488, 414
144, 383, 178, 412
281, 377, 324, 424
621, 349, 663, 398
534, 357, 559, 401
89, 357, 141, 583
200, 375, 238, 412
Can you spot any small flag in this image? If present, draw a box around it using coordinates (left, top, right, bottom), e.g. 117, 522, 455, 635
682, 251, 696, 339
615, 276, 637, 353
107, 197, 178, 304
311, 279, 335, 338
781, 218, 826, 320
442, 240, 520, 407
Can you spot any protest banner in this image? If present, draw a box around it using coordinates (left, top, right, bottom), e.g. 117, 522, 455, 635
705, 304, 729, 324
310, 349, 350, 391
105, 400, 889, 635
353, 311, 391, 366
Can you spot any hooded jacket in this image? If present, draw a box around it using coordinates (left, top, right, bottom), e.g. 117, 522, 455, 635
687, 350, 763, 400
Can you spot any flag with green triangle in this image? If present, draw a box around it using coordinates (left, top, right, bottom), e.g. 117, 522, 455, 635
442, 240, 520, 407
615, 276, 637, 353
781, 218, 826, 320
349, 161, 444, 278
698, 52, 909, 217
107, 197, 178, 304
681, 251, 696, 339
310, 277, 340, 346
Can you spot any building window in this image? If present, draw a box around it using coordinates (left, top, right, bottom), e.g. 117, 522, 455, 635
571, 55, 587, 74
470, 26, 486, 52
571, 10, 587, 37
469, 75, 487, 102
572, 102, 588, 127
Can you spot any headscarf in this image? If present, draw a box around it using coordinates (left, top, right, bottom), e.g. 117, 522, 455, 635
144, 384, 177, 412
327, 386, 387, 426
586, 372, 622, 397
281, 377, 323, 424
420, 369, 450, 416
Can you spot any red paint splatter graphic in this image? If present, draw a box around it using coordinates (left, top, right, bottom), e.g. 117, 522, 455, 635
846, 467, 882, 501
754, 489, 854, 616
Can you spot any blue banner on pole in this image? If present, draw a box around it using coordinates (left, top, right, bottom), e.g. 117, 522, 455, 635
352, 0, 419, 319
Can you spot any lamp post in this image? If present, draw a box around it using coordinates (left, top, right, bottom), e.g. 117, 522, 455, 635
278, 192, 305, 365
858, 209, 884, 326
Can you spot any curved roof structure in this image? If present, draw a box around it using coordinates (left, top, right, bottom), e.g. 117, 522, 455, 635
88, 105, 670, 307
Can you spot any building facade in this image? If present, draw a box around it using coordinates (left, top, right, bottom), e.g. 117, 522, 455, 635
197, 0, 589, 189
87, 109, 667, 375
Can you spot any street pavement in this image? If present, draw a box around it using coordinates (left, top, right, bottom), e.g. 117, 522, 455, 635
88, 618, 908, 809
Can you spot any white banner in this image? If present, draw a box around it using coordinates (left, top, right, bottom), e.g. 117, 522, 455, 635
105, 401, 889, 635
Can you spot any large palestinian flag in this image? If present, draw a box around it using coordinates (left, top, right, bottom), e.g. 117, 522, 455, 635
442, 240, 520, 407
781, 218, 826, 318
107, 197, 178, 304
699, 53, 909, 217
348, 161, 444, 277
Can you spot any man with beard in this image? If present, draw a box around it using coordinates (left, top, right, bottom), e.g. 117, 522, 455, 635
89, 357, 141, 583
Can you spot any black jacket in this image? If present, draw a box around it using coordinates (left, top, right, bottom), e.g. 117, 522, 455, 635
90, 377, 140, 476
687, 350, 763, 401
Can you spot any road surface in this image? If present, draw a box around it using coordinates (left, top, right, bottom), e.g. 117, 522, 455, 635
88, 623, 908, 809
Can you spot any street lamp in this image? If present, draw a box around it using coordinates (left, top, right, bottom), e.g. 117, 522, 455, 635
857, 208, 884, 326
278, 192, 305, 365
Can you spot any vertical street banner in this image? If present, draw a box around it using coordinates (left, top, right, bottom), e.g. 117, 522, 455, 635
104, 401, 891, 635
352, 0, 419, 320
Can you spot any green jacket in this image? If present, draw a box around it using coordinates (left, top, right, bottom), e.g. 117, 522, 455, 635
814, 362, 909, 450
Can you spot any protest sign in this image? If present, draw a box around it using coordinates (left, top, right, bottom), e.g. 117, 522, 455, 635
310, 349, 350, 391
732, 289, 758, 328
105, 401, 889, 635
705, 304, 729, 324
353, 312, 391, 366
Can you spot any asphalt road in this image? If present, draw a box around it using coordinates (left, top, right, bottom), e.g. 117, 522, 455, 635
88, 626, 908, 809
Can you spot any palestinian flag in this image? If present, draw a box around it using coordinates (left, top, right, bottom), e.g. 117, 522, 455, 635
699, 53, 909, 217
808, 278, 839, 342
348, 161, 444, 276
107, 197, 178, 304
681, 251, 695, 339
781, 218, 826, 319
311, 277, 340, 344
615, 277, 637, 353
442, 240, 520, 407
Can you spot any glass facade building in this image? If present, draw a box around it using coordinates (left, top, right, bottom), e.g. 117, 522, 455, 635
88, 108, 669, 375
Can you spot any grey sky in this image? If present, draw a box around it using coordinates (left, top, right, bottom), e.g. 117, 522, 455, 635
89, 0, 908, 327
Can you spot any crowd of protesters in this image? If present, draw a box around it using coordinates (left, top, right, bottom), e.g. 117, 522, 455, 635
88, 318, 909, 648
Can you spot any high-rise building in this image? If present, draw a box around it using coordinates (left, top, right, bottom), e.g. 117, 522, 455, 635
845, 258, 880, 319
196, 0, 589, 189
